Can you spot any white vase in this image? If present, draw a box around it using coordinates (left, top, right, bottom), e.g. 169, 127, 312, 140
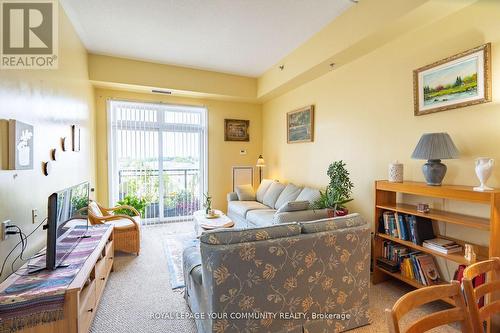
388, 161, 404, 182
473, 157, 494, 192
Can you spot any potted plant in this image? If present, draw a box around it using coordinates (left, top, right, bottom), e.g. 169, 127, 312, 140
312, 160, 354, 217
115, 194, 148, 217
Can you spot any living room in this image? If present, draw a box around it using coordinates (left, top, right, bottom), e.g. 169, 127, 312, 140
1, 0, 500, 332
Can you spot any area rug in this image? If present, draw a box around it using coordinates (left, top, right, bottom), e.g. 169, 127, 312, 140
164, 233, 198, 289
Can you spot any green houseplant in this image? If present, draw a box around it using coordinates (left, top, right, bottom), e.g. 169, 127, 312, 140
115, 194, 148, 217
312, 160, 354, 217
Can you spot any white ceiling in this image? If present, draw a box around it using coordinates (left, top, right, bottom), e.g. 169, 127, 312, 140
60, 0, 354, 77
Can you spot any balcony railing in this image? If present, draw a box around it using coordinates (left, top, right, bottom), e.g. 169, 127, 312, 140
118, 168, 200, 222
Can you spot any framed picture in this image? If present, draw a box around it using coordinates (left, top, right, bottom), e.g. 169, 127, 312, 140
72, 125, 81, 152
287, 105, 314, 143
413, 43, 491, 116
224, 119, 249, 141
8, 120, 34, 170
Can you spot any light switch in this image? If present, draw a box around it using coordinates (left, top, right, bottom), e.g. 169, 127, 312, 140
240, 149, 247, 155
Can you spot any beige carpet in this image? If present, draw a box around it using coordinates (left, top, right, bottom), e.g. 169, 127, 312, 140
90, 222, 459, 333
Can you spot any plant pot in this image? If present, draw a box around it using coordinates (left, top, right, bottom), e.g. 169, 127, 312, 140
335, 208, 349, 216
327, 208, 349, 218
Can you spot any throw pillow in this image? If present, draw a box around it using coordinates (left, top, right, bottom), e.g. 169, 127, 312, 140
235, 184, 256, 201
276, 200, 310, 213
262, 182, 286, 208
256, 179, 273, 203
274, 183, 303, 209
88, 201, 103, 217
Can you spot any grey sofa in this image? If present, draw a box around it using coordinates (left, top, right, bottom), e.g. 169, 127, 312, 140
227, 179, 328, 228
183, 213, 371, 333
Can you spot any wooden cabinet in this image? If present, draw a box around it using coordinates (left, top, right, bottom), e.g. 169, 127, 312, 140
0, 227, 114, 333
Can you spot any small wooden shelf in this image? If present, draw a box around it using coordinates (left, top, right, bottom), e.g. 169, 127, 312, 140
372, 180, 500, 322
376, 203, 490, 230
377, 233, 487, 265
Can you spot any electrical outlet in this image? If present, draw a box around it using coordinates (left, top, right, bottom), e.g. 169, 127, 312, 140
1, 220, 11, 240
32, 209, 38, 224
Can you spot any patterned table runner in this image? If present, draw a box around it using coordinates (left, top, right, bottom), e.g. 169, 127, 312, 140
0, 224, 111, 333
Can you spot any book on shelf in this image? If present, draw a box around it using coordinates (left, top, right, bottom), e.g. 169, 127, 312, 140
378, 241, 440, 286
380, 211, 435, 245
422, 238, 463, 254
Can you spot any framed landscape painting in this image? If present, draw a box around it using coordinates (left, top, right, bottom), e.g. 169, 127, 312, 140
224, 119, 249, 141
287, 105, 314, 143
413, 43, 491, 116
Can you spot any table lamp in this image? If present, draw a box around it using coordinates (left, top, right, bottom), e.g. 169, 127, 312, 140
411, 133, 459, 186
256, 155, 265, 184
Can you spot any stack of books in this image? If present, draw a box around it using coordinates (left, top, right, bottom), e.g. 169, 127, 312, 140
422, 238, 463, 254
381, 212, 435, 245
377, 241, 441, 286
400, 252, 440, 286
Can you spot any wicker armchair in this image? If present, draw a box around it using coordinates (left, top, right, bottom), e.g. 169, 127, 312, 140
88, 201, 141, 255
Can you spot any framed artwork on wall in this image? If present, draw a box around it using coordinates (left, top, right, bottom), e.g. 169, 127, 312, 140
8, 120, 34, 170
72, 125, 81, 152
413, 43, 491, 116
224, 119, 249, 141
287, 105, 314, 143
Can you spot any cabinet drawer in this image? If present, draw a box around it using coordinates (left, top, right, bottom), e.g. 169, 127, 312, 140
105, 240, 114, 272
79, 280, 96, 333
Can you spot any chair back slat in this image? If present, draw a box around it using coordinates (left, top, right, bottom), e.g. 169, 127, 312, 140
479, 301, 500, 322
405, 308, 464, 333
474, 279, 500, 299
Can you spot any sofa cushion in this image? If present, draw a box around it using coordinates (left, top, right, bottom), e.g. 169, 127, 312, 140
276, 200, 310, 213
296, 187, 321, 204
107, 216, 140, 229
299, 213, 365, 234
200, 223, 301, 245
256, 179, 274, 203
262, 182, 286, 208
235, 184, 256, 201
246, 209, 277, 227
228, 201, 269, 218
274, 183, 302, 209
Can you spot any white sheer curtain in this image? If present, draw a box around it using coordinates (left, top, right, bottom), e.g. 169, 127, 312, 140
107, 100, 207, 224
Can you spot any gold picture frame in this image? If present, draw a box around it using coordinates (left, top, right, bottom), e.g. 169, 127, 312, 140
224, 119, 249, 141
413, 43, 491, 116
287, 105, 314, 143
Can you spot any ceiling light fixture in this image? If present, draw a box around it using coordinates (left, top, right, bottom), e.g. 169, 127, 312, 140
152, 89, 172, 95
279, 65, 285, 71
329, 63, 335, 70
349, 0, 359, 3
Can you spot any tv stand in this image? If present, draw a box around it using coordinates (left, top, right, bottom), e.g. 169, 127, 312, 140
0, 226, 114, 333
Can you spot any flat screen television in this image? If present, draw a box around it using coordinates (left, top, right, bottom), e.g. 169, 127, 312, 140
45, 182, 90, 270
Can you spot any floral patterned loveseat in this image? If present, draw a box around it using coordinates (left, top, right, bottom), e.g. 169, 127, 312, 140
183, 213, 371, 333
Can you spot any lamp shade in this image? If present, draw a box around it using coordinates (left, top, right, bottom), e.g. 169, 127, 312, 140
256, 155, 265, 167
411, 133, 459, 160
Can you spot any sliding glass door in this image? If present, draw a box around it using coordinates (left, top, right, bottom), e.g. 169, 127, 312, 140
108, 100, 207, 223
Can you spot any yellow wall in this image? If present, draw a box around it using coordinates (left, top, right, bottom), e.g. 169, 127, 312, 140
94, 89, 262, 211
262, 0, 500, 248
0, 4, 95, 281
89, 54, 258, 102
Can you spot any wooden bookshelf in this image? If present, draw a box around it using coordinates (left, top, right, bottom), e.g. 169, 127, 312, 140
373, 180, 500, 295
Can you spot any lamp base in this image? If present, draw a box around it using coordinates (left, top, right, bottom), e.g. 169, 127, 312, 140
422, 159, 447, 186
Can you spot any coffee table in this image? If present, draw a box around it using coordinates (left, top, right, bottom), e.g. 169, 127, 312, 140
193, 209, 234, 236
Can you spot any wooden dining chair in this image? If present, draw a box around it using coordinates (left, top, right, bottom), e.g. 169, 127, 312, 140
88, 201, 141, 255
385, 281, 473, 333
463, 257, 500, 333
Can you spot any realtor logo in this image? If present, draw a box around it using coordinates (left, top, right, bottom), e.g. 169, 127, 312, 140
1, 0, 58, 69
